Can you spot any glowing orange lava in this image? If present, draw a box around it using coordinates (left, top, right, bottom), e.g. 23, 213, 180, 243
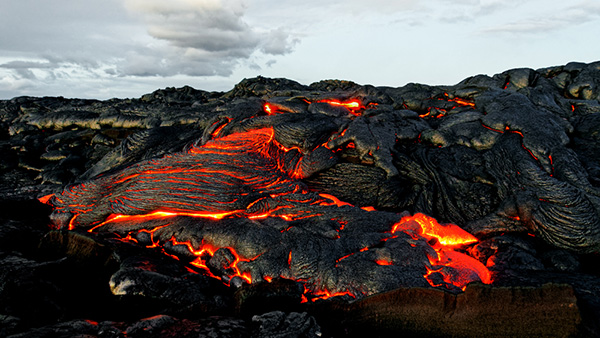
392, 213, 478, 247
319, 99, 361, 110
263, 99, 370, 117
88, 210, 244, 232
163, 237, 253, 285
443, 93, 476, 108
318, 193, 353, 207
263, 103, 275, 115
392, 213, 490, 289
38, 194, 54, 204
43, 122, 491, 299
209, 118, 231, 138
419, 108, 447, 119
375, 259, 393, 266
307, 288, 356, 302
425, 250, 492, 290
311, 98, 367, 116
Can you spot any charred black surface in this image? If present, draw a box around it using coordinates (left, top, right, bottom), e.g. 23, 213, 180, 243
2, 61, 600, 337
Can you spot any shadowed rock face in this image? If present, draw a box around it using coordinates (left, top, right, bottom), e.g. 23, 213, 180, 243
2, 61, 600, 336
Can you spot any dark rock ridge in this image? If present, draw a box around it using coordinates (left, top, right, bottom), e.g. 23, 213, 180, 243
1, 61, 600, 337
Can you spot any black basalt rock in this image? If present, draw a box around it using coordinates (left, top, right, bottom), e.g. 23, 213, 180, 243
2, 61, 600, 336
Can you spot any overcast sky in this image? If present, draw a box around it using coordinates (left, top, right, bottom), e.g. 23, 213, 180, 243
1, 0, 599, 99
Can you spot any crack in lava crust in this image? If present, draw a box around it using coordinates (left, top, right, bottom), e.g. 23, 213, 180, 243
42, 127, 491, 299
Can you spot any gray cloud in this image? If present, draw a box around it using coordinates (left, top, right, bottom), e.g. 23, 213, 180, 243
0, 0, 298, 98
0, 61, 56, 80
0, 0, 134, 54
116, 45, 242, 77
426, 0, 524, 23
122, 0, 297, 73
261, 28, 299, 55
481, 1, 600, 34
0, 61, 54, 69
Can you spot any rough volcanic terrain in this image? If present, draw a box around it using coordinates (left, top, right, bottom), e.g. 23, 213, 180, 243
1, 61, 600, 337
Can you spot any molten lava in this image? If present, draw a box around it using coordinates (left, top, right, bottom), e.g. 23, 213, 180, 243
394, 213, 478, 247
317, 99, 363, 113
391, 213, 489, 290
42, 116, 491, 300
442, 92, 476, 108
263, 99, 369, 117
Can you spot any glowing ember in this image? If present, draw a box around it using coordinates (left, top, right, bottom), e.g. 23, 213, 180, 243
42, 115, 491, 300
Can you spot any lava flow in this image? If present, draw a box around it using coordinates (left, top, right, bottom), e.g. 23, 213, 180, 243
41, 120, 491, 300
264, 99, 368, 116
392, 213, 491, 290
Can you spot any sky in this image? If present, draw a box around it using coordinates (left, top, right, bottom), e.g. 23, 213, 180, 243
1, 0, 599, 99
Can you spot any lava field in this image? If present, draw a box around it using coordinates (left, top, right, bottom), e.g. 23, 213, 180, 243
1, 61, 600, 337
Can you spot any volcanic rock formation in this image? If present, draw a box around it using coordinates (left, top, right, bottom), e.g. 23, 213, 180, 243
2, 61, 600, 337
